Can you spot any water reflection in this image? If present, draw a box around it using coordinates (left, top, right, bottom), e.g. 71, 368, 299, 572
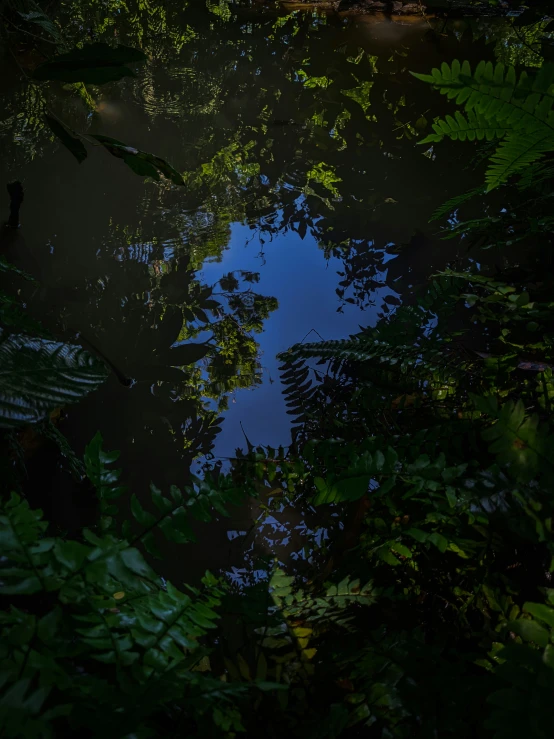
0, 1, 514, 579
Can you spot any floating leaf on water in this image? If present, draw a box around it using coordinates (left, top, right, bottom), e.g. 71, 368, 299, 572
90, 135, 184, 185
44, 115, 87, 163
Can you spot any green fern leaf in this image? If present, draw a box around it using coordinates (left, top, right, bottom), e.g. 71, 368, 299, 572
430, 186, 485, 222
485, 130, 554, 190
42, 421, 85, 479
84, 433, 126, 530
421, 109, 511, 145
0, 257, 36, 282
269, 568, 375, 622
473, 395, 554, 482
413, 60, 554, 190
0, 332, 108, 428
0, 493, 49, 595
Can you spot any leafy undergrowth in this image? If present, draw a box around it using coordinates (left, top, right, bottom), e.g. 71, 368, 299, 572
4, 259, 554, 737
2, 26, 554, 737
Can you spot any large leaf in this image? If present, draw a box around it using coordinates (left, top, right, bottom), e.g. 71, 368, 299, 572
474, 396, 553, 482
18, 9, 61, 42
90, 135, 184, 185
0, 332, 108, 428
32, 43, 146, 84
0, 258, 36, 282
508, 618, 550, 647
44, 115, 87, 163
157, 342, 211, 366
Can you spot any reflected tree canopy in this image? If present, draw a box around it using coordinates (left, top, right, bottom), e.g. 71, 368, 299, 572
1, 0, 552, 461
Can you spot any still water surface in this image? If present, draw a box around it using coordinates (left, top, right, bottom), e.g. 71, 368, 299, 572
0, 4, 502, 581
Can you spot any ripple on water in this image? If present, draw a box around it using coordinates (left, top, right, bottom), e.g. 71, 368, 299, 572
132, 64, 224, 119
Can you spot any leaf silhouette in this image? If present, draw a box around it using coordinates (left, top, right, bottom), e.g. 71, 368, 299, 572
44, 115, 87, 163
157, 343, 211, 367
32, 43, 146, 84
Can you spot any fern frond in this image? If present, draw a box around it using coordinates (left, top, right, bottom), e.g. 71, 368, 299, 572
430, 186, 485, 222
0, 257, 36, 282
0, 331, 108, 428
422, 109, 511, 144
416, 273, 469, 310
280, 336, 482, 414
413, 60, 554, 190
516, 161, 554, 190
281, 337, 448, 379
472, 395, 554, 484
281, 337, 416, 366
413, 60, 554, 123
42, 420, 85, 479
85, 432, 126, 531
278, 357, 322, 431
270, 568, 376, 624
486, 129, 554, 190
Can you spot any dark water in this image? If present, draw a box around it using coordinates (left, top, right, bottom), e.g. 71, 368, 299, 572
0, 3, 507, 582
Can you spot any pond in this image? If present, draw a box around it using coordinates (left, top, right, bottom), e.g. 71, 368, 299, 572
0, 2, 513, 583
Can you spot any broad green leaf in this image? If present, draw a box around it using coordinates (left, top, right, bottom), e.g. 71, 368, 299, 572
44, 115, 87, 163
53, 540, 90, 571
508, 618, 549, 647
445, 486, 457, 508
346, 702, 371, 727
159, 509, 195, 543
0, 576, 42, 595
142, 531, 162, 557
131, 495, 156, 527
37, 607, 61, 643
543, 644, 554, 668
405, 528, 429, 543
428, 532, 448, 553
378, 547, 401, 566
0, 332, 108, 428
480, 399, 550, 481
523, 602, 554, 628
391, 542, 412, 558
18, 10, 61, 41
124, 154, 160, 179
150, 484, 174, 514
313, 476, 337, 504
334, 475, 369, 502
0, 257, 36, 282
33, 43, 146, 84
120, 547, 156, 579
90, 135, 184, 186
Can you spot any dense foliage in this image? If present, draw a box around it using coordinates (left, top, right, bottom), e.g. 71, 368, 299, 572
2, 2, 554, 737
413, 59, 554, 190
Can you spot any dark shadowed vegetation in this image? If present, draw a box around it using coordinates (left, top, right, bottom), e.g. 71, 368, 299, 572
1, 1, 554, 737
